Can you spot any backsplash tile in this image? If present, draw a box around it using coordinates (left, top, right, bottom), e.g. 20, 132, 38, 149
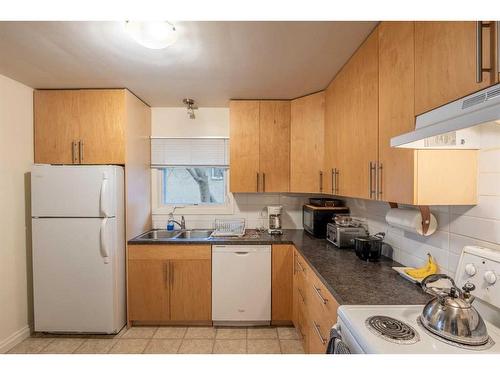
344, 146, 500, 276
152, 193, 309, 230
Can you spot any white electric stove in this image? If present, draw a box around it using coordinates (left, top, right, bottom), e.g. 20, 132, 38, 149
333, 246, 500, 354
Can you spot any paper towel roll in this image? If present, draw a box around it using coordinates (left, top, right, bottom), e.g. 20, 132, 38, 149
385, 208, 438, 236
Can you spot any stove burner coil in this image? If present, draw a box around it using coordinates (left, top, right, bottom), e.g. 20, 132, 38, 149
365, 315, 420, 345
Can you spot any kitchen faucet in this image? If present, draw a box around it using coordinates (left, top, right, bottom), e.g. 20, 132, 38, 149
170, 216, 186, 230
168, 206, 186, 230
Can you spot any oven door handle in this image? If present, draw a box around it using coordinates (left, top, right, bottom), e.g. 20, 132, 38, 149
327, 323, 351, 354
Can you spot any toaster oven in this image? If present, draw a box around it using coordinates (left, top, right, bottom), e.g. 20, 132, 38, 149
326, 222, 367, 248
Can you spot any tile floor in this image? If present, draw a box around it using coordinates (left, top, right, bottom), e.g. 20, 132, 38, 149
7, 326, 305, 354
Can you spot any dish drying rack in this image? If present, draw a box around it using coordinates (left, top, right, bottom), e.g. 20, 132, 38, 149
211, 218, 246, 237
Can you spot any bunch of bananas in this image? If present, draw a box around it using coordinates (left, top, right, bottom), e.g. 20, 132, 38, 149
404, 253, 438, 279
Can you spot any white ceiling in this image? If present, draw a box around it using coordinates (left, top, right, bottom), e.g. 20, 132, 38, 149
0, 21, 377, 107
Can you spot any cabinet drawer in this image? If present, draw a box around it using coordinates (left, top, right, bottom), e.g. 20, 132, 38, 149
307, 316, 331, 354
307, 271, 339, 324
128, 244, 211, 260
306, 275, 338, 354
294, 250, 310, 283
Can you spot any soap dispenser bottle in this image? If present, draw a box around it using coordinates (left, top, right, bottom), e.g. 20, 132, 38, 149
167, 212, 175, 231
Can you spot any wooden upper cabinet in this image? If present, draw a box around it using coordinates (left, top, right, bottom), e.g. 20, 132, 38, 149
229, 100, 260, 192
415, 21, 498, 115
259, 101, 290, 192
336, 30, 379, 199
378, 22, 416, 204
34, 90, 80, 164
323, 77, 343, 195
170, 259, 211, 321
378, 22, 478, 206
78, 90, 126, 164
34, 89, 135, 165
290, 92, 325, 193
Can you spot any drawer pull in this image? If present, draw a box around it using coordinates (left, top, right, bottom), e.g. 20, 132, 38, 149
312, 320, 327, 345
297, 287, 306, 304
296, 260, 305, 273
313, 285, 328, 305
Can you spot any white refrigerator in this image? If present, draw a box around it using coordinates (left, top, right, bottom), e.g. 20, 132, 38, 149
31, 164, 126, 334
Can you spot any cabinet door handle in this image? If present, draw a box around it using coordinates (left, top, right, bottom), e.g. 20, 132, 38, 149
79, 140, 84, 164
72, 141, 79, 164
319, 171, 323, 192
262, 172, 266, 192
476, 21, 492, 83
369, 162, 376, 199
164, 263, 169, 287
335, 169, 339, 194
312, 320, 327, 345
313, 285, 328, 305
331, 168, 335, 194
377, 162, 383, 200
256, 172, 260, 192
170, 262, 174, 286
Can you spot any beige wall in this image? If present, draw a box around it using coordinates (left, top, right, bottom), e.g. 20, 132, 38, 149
152, 107, 229, 137
0, 74, 33, 352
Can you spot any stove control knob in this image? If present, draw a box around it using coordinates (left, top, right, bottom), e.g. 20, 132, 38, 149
484, 271, 497, 285
465, 263, 477, 276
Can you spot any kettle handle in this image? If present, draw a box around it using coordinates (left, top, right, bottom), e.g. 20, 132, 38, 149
421, 274, 458, 298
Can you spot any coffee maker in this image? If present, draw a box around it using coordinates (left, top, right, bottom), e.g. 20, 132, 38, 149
267, 205, 283, 235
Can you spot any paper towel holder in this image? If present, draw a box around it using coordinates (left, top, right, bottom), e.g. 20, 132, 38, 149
388, 202, 431, 235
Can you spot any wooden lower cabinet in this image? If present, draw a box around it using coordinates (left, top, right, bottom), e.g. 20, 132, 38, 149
128, 259, 170, 322
170, 259, 212, 321
292, 248, 339, 354
127, 244, 211, 325
271, 245, 293, 324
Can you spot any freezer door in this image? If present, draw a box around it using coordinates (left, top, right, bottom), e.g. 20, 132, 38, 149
32, 217, 125, 333
31, 164, 122, 218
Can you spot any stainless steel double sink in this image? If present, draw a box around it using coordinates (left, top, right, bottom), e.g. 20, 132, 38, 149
137, 229, 214, 241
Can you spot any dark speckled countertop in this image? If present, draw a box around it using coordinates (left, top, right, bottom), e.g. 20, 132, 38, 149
128, 229, 431, 306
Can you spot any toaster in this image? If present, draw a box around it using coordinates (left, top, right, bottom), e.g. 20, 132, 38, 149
326, 222, 368, 248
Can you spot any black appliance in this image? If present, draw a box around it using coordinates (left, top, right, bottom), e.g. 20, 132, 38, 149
302, 205, 349, 238
352, 233, 385, 261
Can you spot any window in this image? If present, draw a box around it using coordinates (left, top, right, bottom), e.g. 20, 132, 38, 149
150, 137, 233, 214
161, 167, 228, 205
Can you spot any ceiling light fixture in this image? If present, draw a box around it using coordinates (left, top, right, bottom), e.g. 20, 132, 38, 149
183, 98, 197, 119
125, 21, 177, 49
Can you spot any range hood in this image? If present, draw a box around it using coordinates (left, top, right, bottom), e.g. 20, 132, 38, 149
391, 83, 500, 149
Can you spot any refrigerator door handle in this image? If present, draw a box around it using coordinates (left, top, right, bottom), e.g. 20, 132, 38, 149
100, 218, 110, 264
100, 173, 109, 217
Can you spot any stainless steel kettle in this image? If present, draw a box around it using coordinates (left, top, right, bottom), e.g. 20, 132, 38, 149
420, 274, 489, 346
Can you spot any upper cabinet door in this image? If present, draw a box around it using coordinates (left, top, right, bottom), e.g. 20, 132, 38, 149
336, 30, 379, 200
415, 21, 497, 115
78, 90, 126, 164
229, 100, 260, 193
34, 90, 80, 164
378, 22, 416, 204
259, 101, 290, 192
290, 92, 325, 193
323, 78, 342, 195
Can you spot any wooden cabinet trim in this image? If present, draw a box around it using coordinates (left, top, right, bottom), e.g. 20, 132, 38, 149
128, 244, 211, 260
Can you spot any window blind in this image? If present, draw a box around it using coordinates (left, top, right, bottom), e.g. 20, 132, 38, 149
151, 138, 229, 167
